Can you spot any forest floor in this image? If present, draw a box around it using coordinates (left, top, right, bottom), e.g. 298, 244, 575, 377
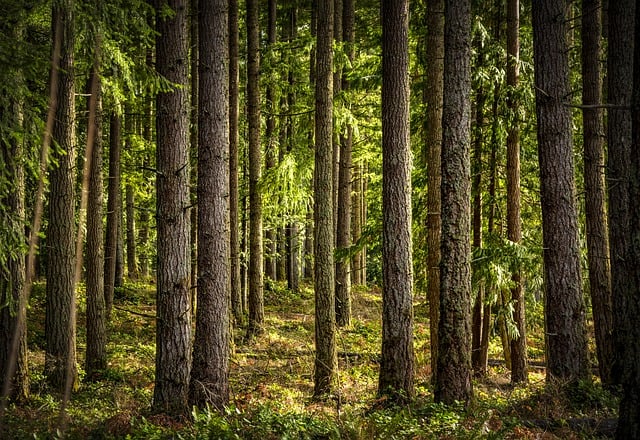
2, 280, 619, 439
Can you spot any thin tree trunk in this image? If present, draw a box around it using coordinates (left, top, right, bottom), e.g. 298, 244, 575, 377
125, 109, 138, 280
190, 0, 198, 309
153, 0, 192, 416
105, 112, 121, 319
264, 0, 277, 282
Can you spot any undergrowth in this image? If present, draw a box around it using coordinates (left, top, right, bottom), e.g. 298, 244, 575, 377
1, 280, 618, 439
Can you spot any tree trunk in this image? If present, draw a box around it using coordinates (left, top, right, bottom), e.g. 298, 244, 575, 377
532, 0, 589, 383
190, 0, 230, 409
264, 0, 277, 282
378, 0, 414, 403
125, 108, 138, 280
85, 68, 107, 380
507, 0, 528, 385
153, 0, 192, 416
246, 0, 264, 337
314, 0, 338, 398
425, 0, 444, 383
435, 0, 473, 406
229, 0, 243, 325
607, 0, 634, 387
617, 4, 640, 435
581, 0, 613, 386
189, 0, 198, 308
105, 112, 121, 318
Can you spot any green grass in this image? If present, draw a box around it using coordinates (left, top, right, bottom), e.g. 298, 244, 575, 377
2, 279, 619, 439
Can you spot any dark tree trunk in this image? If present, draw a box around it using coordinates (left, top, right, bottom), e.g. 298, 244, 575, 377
247, 0, 264, 337
105, 112, 121, 319
153, 0, 192, 416
229, 0, 243, 324
190, 0, 230, 409
435, 0, 473, 406
507, 0, 528, 385
425, 0, 444, 382
581, 0, 613, 386
616, 4, 640, 436
532, 0, 589, 383
85, 68, 107, 380
607, 0, 634, 387
45, 0, 78, 392
264, 0, 277, 282
125, 110, 138, 280
314, 0, 338, 398
351, 164, 363, 285
378, 0, 414, 403
189, 0, 198, 307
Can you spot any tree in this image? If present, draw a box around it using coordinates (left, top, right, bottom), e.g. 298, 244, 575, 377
607, 0, 634, 387
424, 0, 444, 382
189, 0, 230, 410
378, 0, 414, 402
124, 109, 138, 280
247, 0, 264, 337
532, 0, 589, 383
435, 0, 472, 406
314, 0, 338, 398
229, 0, 243, 324
85, 66, 107, 380
153, 0, 192, 416
264, 0, 277, 281
506, 0, 527, 384
105, 111, 121, 319
45, 0, 78, 392
581, 0, 613, 386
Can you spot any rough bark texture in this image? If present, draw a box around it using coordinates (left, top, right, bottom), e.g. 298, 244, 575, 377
45, 0, 78, 392
229, 0, 243, 324
314, 0, 338, 398
247, 0, 264, 337
582, 0, 613, 386
378, 0, 414, 402
532, 0, 589, 383
607, 0, 634, 387
153, 0, 192, 416
125, 108, 138, 280
189, 0, 230, 409
425, 0, 444, 382
507, 0, 528, 385
85, 70, 107, 380
435, 0, 473, 406
617, 5, 640, 436
264, 0, 277, 282
105, 112, 121, 319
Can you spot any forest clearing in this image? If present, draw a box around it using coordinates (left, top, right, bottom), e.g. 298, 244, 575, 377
1, 280, 620, 439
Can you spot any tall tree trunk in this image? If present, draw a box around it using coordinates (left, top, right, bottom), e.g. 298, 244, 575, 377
229, 0, 243, 324
435, 0, 473, 406
425, 0, 444, 382
190, 0, 230, 409
351, 163, 363, 285
617, 4, 640, 435
247, 0, 264, 337
314, 0, 338, 398
532, 0, 589, 383
105, 112, 121, 319
85, 68, 107, 380
189, 0, 198, 308
153, 0, 192, 416
264, 0, 277, 282
581, 0, 613, 386
332, 0, 342, 239
378, 0, 414, 402
607, 0, 634, 387
125, 110, 138, 280
507, 0, 528, 385
45, 0, 78, 392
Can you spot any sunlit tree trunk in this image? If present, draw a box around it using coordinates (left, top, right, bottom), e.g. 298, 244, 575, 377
532, 0, 589, 383
45, 0, 78, 392
153, 0, 192, 416
264, 0, 277, 282
314, 0, 338, 398
247, 0, 264, 337
378, 0, 414, 403
435, 0, 473, 406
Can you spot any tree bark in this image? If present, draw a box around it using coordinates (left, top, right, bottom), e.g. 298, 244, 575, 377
153, 0, 192, 416
246, 0, 264, 337
507, 0, 528, 385
45, 0, 78, 392
435, 0, 473, 406
314, 0, 338, 398
125, 109, 138, 280
425, 0, 444, 382
105, 112, 121, 319
378, 0, 414, 403
532, 0, 589, 383
189, 0, 230, 409
264, 0, 277, 282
